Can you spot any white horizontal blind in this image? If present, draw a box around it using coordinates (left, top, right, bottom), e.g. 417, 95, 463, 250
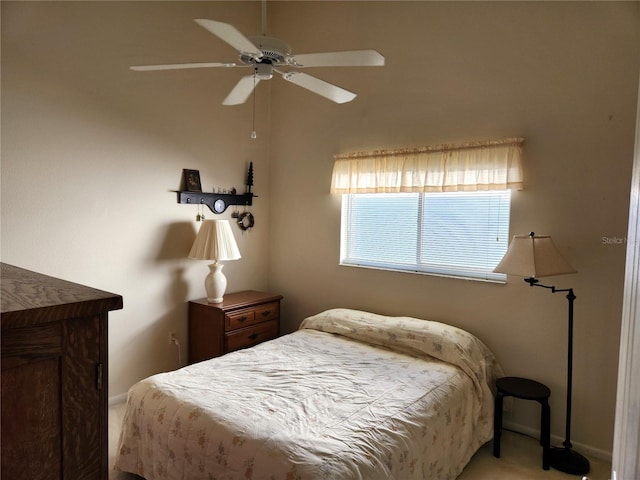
343, 193, 419, 266
341, 190, 511, 281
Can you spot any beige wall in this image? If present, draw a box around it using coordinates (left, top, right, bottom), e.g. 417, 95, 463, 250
2, 0, 639, 458
267, 1, 639, 457
1, 1, 271, 396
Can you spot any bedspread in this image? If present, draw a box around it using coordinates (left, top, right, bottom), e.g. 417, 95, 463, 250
115, 309, 502, 480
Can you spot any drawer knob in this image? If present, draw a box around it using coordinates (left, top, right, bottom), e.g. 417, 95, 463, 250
261, 310, 271, 317
238, 316, 248, 322
248, 333, 259, 341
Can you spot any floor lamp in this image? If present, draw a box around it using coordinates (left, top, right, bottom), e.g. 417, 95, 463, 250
493, 232, 590, 475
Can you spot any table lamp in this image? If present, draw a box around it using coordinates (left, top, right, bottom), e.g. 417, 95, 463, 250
189, 219, 241, 303
493, 232, 589, 475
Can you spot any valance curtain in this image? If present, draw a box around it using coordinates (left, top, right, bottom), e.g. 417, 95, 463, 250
330, 138, 524, 194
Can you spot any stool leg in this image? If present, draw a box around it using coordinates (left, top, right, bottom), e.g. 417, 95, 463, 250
493, 391, 504, 458
540, 399, 551, 470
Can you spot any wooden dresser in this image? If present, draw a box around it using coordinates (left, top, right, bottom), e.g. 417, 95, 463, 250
1, 263, 123, 480
188, 290, 282, 364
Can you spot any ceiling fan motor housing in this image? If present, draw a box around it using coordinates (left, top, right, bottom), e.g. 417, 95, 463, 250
241, 36, 292, 67
254, 63, 273, 80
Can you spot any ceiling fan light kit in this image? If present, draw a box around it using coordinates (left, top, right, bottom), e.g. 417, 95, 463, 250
130, 18, 385, 105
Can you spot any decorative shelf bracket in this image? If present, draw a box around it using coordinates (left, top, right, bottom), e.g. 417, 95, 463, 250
177, 191, 256, 214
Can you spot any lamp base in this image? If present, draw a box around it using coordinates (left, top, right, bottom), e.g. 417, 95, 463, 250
549, 446, 590, 475
204, 262, 227, 304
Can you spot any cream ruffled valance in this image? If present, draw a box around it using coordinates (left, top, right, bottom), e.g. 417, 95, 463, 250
330, 138, 524, 194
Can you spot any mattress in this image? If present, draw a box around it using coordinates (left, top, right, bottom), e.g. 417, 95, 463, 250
115, 308, 503, 479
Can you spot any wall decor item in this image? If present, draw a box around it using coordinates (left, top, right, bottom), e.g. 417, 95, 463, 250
196, 204, 206, 222
183, 169, 202, 192
236, 211, 255, 231
246, 162, 254, 194
176, 163, 256, 214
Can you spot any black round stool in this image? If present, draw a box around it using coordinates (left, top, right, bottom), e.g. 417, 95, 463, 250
493, 376, 551, 470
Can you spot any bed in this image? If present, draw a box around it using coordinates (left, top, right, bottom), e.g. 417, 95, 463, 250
115, 308, 503, 480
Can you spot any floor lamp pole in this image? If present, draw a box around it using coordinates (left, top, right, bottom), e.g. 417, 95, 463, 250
565, 288, 575, 449
528, 279, 590, 475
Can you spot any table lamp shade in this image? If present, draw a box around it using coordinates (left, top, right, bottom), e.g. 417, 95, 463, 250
493, 233, 576, 278
189, 220, 240, 303
189, 220, 241, 262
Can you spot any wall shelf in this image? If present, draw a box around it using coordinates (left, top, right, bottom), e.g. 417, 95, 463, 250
177, 191, 256, 214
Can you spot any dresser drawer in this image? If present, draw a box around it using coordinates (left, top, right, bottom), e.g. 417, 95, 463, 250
225, 320, 278, 352
225, 302, 280, 331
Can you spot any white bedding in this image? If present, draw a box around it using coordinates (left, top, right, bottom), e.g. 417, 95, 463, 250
115, 308, 503, 480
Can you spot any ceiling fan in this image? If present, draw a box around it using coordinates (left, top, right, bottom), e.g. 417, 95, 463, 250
130, 18, 385, 105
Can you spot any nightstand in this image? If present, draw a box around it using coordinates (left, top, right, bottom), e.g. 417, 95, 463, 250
188, 290, 283, 364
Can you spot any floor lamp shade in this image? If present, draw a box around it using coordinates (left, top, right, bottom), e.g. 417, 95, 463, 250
493, 233, 576, 278
493, 232, 589, 475
189, 220, 241, 303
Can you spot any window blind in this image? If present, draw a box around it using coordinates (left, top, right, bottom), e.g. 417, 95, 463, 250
341, 190, 511, 281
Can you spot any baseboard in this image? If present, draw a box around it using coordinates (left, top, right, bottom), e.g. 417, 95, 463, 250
108, 392, 128, 406
504, 420, 612, 463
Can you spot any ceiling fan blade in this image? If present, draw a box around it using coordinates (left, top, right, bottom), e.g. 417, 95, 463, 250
194, 19, 262, 58
130, 62, 236, 71
223, 75, 260, 105
291, 50, 385, 68
280, 71, 356, 104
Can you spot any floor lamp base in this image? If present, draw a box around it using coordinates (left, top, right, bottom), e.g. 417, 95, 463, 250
549, 446, 590, 475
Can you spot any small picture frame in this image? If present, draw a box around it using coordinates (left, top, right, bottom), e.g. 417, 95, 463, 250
183, 169, 202, 192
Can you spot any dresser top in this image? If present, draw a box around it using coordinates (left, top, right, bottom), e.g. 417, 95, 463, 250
1, 263, 123, 328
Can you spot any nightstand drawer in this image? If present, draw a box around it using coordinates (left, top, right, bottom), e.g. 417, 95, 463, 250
254, 302, 279, 322
226, 309, 257, 331
225, 302, 280, 331
225, 319, 278, 352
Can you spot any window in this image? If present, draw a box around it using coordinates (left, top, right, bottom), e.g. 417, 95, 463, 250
340, 190, 511, 281
332, 138, 523, 281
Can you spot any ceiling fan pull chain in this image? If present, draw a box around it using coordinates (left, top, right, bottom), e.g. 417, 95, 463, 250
251, 72, 258, 139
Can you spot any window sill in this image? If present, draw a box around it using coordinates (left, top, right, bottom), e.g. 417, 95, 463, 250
339, 262, 507, 284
